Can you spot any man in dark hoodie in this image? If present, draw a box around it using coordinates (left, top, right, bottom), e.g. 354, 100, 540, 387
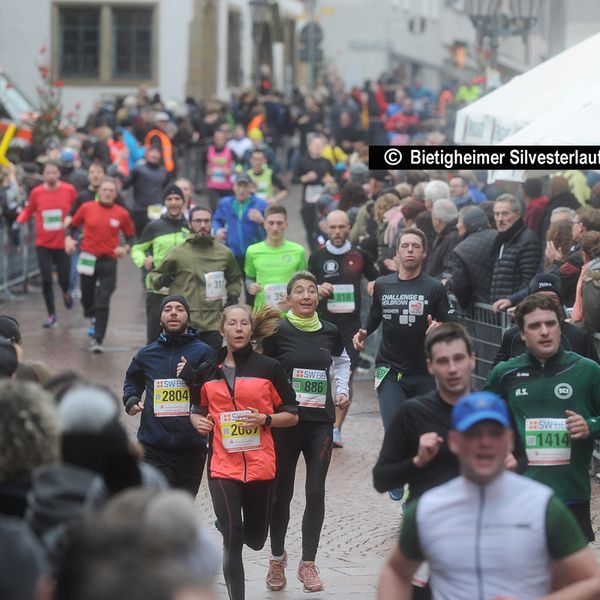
123, 295, 213, 496
446, 206, 498, 309
131, 184, 190, 343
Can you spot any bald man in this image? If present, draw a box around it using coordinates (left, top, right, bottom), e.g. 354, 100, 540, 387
308, 210, 379, 447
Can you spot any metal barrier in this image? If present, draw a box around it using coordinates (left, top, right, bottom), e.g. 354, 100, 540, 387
0, 222, 38, 298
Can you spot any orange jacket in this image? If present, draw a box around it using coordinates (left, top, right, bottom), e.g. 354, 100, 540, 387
144, 128, 174, 172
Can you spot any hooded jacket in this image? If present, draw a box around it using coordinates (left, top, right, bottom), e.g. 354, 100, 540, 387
150, 236, 241, 332
123, 329, 213, 450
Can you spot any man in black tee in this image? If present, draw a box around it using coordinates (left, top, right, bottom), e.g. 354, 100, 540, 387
309, 209, 379, 447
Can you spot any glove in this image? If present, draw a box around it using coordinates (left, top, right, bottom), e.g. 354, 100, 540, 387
157, 273, 175, 288
124, 396, 143, 413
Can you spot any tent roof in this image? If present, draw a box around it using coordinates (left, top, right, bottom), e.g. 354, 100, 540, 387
454, 32, 600, 145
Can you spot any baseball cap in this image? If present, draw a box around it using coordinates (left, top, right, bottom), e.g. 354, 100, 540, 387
528, 273, 564, 304
234, 172, 252, 185
60, 148, 75, 165
452, 391, 510, 432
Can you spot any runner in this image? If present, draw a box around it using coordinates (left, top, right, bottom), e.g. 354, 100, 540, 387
263, 271, 351, 593
123, 295, 213, 496
485, 293, 600, 541
353, 227, 454, 500
247, 148, 288, 204
378, 391, 600, 600
308, 209, 379, 447
150, 205, 241, 353
131, 184, 190, 343
65, 177, 136, 353
179, 304, 298, 600
15, 160, 77, 328
244, 205, 306, 311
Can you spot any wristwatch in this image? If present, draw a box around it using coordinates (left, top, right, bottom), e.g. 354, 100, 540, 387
264, 414, 272, 426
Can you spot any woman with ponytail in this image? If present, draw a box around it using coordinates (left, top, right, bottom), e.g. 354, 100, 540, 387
263, 271, 351, 593
177, 304, 298, 600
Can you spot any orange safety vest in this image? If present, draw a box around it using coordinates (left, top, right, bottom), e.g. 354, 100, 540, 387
144, 128, 174, 172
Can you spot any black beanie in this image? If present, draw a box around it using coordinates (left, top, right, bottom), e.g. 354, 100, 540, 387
162, 184, 185, 203
0, 315, 22, 344
528, 273, 564, 304
160, 295, 191, 320
0, 337, 18, 378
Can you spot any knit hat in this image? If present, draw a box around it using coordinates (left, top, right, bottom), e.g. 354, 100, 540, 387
160, 295, 191, 320
349, 162, 368, 184
0, 338, 18, 379
461, 207, 489, 233
162, 184, 185, 203
0, 315, 22, 344
528, 273, 564, 304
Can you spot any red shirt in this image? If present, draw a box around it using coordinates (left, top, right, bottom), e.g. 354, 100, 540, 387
524, 195, 549, 238
17, 182, 76, 249
71, 201, 135, 259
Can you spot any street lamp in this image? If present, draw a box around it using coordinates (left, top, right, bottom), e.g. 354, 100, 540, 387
249, 0, 270, 94
465, 0, 541, 68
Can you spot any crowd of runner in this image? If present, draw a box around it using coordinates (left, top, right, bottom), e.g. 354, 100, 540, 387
2, 76, 600, 599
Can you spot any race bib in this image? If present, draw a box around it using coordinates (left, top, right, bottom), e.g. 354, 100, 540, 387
292, 368, 327, 408
212, 168, 226, 183
327, 284, 355, 313
305, 184, 325, 204
264, 283, 287, 307
76, 251, 97, 276
147, 204, 163, 221
374, 366, 391, 390
220, 410, 261, 452
42, 209, 63, 231
525, 418, 571, 465
205, 271, 226, 301
153, 378, 191, 417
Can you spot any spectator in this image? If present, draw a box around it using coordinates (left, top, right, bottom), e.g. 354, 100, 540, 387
447, 206, 498, 308
448, 175, 474, 209
539, 175, 580, 242
572, 231, 600, 330
427, 199, 459, 280
522, 178, 548, 239
490, 194, 541, 305
0, 381, 60, 518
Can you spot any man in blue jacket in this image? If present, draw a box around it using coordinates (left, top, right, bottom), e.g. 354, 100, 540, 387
123, 295, 213, 496
213, 172, 268, 276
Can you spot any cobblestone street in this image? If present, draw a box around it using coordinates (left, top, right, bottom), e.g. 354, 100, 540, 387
2, 202, 599, 598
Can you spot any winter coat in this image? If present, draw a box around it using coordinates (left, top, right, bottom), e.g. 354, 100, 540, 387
427, 220, 460, 279
448, 227, 498, 308
490, 219, 541, 302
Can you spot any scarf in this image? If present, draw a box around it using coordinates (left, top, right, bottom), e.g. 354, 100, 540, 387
325, 240, 351, 255
286, 309, 321, 332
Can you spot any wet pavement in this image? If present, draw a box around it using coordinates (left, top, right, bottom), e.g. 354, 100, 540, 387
1, 196, 599, 598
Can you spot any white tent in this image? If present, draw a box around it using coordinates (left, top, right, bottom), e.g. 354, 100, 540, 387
454, 32, 600, 145
487, 81, 600, 182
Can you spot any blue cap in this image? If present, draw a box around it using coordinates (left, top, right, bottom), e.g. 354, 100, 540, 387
452, 392, 510, 432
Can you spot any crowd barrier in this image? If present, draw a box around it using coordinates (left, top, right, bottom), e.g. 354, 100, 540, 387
0, 223, 38, 299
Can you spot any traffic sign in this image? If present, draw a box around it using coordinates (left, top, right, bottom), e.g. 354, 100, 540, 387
299, 22, 324, 45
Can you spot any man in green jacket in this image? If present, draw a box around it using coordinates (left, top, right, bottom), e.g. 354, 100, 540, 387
485, 293, 600, 541
131, 184, 190, 343
151, 206, 241, 352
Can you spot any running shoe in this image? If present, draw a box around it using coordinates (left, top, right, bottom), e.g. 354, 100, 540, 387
389, 487, 404, 502
42, 314, 57, 328
87, 318, 96, 337
332, 426, 344, 448
63, 291, 74, 309
266, 551, 287, 591
297, 560, 324, 593
89, 338, 103, 354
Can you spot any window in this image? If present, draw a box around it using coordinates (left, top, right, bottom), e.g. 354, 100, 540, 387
227, 10, 242, 87
55, 4, 155, 84
112, 8, 153, 79
59, 7, 100, 78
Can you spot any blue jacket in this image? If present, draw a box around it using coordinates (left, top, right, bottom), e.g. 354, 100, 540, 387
122, 330, 213, 450
212, 194, 267, 257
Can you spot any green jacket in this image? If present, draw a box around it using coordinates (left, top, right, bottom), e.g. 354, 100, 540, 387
150, 236, 241, 332
131, 214, 190, 292
485, 349, 600, 503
